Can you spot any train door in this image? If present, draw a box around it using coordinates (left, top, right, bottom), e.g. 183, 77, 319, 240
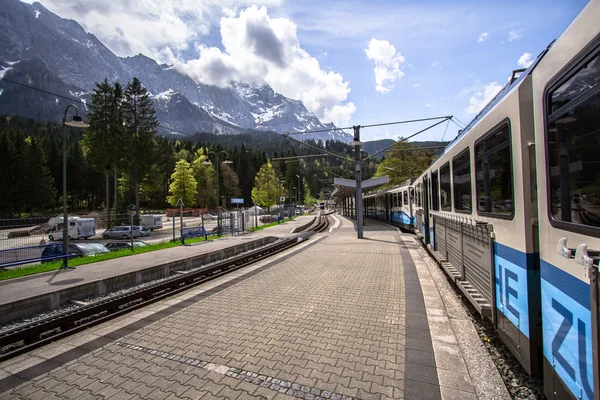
535, 39, 600, 400
423, 175, 430, 244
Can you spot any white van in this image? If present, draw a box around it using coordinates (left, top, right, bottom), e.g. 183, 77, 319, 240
48, 217, 96, 240
139, 214, 163, 231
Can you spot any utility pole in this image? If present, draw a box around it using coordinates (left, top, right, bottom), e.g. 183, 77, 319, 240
352, 126, 364, 239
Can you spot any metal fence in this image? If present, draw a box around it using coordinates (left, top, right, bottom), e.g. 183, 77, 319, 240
0, 207, 307, 270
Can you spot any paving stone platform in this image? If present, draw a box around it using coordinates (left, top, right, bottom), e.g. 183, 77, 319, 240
0, 215, 510, 400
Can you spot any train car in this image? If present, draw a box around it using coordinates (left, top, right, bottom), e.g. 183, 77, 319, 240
364, 180, 416, 231
531, 2, 600, 398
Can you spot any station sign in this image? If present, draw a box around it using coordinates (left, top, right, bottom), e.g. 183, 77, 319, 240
231, 198, 244, 204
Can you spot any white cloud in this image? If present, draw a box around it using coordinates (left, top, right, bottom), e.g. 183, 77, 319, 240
413, 84, 420, 87
364, 39, 406, 94
23, 0, 282, 63
465, 82, 504, 115
517, 52, 533, 68
477, 32, 488, 42
508, 29, 522, 41
431, 60, 440, 68
177, 6, 355, 126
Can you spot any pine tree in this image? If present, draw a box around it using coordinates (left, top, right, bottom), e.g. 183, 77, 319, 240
167, 160, 197, 207
85, 79, 125, 225
122, 77, 158, 214
251, 161, 279, 208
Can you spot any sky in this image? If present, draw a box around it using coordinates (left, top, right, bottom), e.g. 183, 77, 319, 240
25, 0, 589, 142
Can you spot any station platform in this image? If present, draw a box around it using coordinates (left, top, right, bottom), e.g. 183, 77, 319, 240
0, 215, 510, 400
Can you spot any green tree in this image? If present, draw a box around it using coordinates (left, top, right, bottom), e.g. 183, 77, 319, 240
373, 141, 434, 186
303, 179, 317, 206
85, 79, 125, 225
167, 160, 197, 207
251, 161, 279, 208
191, 149, 216, 208
122, 77, 158, 215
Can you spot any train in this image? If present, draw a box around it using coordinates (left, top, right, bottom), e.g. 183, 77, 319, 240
363, 2, 600, 399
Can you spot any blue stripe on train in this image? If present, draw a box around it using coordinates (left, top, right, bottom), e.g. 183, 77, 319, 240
391, 211, 414, 227
493, 242, 535, 339
541, 260, 593, 400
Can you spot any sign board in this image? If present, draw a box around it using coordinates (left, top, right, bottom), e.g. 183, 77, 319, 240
231, 198, 244, 204
280, 196, 286, 202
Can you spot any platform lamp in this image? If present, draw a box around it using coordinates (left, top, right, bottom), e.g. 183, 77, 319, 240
61, 104, 89, 269
203, 151, 233, 235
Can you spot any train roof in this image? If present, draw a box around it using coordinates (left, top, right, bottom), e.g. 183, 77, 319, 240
443, 41, 553, 154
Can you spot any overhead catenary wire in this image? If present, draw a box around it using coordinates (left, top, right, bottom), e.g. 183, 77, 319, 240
272, 154, 329, 161
285, 115, 452, 135
283, 134, 353, 162
440, 118, 451, 142
362, 117, 452, 161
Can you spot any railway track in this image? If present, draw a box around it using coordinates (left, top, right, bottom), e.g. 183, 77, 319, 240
0, 225, 326, 362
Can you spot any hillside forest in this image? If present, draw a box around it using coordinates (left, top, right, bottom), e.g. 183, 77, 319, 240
0, 77, 441, 221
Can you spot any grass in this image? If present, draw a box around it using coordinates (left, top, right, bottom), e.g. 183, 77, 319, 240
0, 234, 219, 281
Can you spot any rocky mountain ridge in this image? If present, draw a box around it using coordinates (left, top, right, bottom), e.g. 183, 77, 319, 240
0, 0, 350, 142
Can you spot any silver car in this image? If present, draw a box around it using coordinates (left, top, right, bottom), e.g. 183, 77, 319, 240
102, 226, 141, 239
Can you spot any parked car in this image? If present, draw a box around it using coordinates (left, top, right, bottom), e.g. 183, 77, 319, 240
41, 243, 109, 263
105, 241, 148, 251
102, 226, 142, 239
202, 213, 217, 220
133, 226, 150, 237
259, 215, 277, 223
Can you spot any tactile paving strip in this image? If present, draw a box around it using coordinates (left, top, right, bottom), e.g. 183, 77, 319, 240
116, 341, 359, 400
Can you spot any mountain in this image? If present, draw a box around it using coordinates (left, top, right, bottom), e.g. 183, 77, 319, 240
0, 0, 350, 142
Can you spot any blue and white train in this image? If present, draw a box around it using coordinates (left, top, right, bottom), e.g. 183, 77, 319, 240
364, 2, 600, 399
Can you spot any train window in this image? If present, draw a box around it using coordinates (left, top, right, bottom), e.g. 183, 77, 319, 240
410, 188, 414, 205
416, 184, 421, 207
453, 149, 472, 213
550, 52, 600, 114
547, 49, 600, 231
403, 191, 408, 205
440, 163, 452, 211
431, 171, 440, 211
475, 123, 513, 217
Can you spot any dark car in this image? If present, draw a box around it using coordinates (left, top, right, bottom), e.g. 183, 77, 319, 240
41, 242, 110, 263
259, 215, 277, 223
105, 241, 148, 251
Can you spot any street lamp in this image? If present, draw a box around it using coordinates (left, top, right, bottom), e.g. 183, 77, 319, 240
61, 104, 89, 269
203, 151, 232, 234
296, 174, 301, 205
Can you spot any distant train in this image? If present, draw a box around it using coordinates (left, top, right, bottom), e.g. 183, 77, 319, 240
364, 2, 600, 399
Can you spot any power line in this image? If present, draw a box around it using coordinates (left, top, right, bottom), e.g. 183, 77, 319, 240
0, 77, 196, 137
285, 115, 452, 135
453, 116, 467, 127
272, 154, 328, 161
363, 117, 451, 161
449, 117, 465, 130
284, 134, 353, 162
440, 118, 450, 142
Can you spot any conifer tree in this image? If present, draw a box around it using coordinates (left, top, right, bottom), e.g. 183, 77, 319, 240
122, 77, 158, 214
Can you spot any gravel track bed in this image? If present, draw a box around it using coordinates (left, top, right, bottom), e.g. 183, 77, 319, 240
435, 262, 544, 399
0, 239, 285, 336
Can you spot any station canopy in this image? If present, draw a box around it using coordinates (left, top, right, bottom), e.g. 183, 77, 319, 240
331, 176, 389, 198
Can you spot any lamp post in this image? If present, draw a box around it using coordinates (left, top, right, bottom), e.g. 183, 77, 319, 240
277, 177, 285, 221
203, 151, 232, 235
351, 126, 364, 239
296, 174, 301, 205
61, 104, 89, 269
